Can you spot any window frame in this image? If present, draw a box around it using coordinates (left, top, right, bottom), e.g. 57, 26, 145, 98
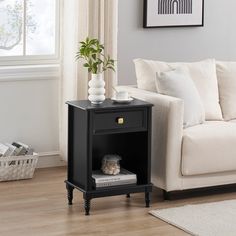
0, 0, 61, 66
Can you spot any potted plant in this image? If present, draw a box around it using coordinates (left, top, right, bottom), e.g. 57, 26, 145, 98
76, 37, 115, 104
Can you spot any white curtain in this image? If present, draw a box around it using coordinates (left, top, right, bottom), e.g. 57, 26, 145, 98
59, 0, 118, 160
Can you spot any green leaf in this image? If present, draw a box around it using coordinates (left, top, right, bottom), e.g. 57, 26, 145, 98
83, 63, 89, 67
76, 37, 115, 69
92, 54, 96, 60
90, 39, 98, 44
97, 58, 103, 64
92, 64, 98, 73
107, 66, 115, 72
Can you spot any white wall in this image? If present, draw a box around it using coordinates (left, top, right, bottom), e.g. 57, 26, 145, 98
118, 0, 236, 85
0, 67, 64, 168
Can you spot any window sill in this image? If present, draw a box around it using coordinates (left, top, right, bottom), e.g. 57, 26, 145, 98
0, 64, 60, 82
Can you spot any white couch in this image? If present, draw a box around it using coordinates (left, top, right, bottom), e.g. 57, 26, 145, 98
117, 59, 236, 193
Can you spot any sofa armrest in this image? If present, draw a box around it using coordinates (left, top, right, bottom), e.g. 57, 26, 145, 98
116, 86, 184, 191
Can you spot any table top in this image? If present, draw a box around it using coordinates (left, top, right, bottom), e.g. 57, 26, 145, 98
66, 98, 153, 111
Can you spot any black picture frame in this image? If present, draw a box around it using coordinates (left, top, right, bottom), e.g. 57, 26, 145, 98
143, 0, 204, 28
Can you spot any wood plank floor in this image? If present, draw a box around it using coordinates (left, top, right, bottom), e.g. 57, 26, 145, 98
0, 167, 236, 236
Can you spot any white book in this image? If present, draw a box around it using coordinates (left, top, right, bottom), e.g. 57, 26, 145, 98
4, 143, 17, 157
92, 168, 137, 184
12, 142, 28, 156
16, 141, 30, 155
96, 179, 137, 188
17, 141, 29, 150
0, 143, 9, 157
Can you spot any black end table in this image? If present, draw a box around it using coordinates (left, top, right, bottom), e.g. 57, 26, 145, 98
65, 98, 153, 215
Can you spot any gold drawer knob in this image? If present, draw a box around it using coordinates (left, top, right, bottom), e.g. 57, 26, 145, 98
117, 117, 124, 124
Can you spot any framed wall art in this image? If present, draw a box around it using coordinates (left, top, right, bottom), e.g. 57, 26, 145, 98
143, 0, 204, 28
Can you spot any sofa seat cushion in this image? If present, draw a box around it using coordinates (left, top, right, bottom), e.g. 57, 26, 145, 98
230, 119, 236, 123
182, 121, 236, 176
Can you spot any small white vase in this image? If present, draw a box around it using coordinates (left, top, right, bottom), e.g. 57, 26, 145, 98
88, 73, 106, 104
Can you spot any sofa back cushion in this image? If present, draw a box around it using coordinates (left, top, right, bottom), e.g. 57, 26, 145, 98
216, 61, 236, 120
155, 67, 205, 128
133, 58, 158, 92
134, 58, 223, 120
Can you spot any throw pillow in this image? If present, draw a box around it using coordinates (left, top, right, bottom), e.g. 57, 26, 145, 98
155, 67, 205, 128
133, 58, 223, 120
216, 61, 236, 120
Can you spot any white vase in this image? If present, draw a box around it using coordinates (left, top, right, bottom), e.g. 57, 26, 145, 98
88, 73, 106, 104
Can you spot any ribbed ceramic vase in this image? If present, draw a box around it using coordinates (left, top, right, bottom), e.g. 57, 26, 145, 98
88, 73, 106, 105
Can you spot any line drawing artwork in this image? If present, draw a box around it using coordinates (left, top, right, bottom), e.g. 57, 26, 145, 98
158, 0, 193, 15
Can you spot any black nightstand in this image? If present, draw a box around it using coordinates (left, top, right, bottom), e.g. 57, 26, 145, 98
65, 98, 153, 215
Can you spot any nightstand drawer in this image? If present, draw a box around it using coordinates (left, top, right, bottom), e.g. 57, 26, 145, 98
93, 109, 146, 133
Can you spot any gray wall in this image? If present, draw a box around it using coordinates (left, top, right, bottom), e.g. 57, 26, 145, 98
118, 0, 236, 85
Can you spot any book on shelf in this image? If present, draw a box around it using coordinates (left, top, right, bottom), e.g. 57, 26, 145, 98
92, 168, 137, 188
95, 180, 137, 188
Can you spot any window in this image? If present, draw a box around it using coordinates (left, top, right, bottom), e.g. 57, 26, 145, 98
0, 0, 60, 65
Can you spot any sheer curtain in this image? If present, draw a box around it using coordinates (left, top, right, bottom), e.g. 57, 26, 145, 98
60, 0, 118, 160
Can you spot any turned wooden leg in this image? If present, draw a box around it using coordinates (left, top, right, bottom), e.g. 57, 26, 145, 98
126, 194, 130, 198
163, 190, 170, 200
145, 192, 150, 208
66, 184, 74, 205
84, 198, 91, 216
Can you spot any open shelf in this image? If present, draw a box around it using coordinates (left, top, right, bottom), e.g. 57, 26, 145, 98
92, 132, 148, 186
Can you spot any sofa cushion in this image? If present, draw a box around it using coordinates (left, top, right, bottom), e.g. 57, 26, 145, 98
133, 58, 157, 92
230, 120, 236, 123
216, 61, 236, 121
155, 67, 205, 128
182, 121, 236, 176
134, 58, 222, 120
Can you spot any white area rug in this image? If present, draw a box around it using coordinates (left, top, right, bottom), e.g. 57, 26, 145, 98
150, 200, 236, 236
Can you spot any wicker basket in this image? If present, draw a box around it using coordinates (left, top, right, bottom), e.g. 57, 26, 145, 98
0, 153, 38, 182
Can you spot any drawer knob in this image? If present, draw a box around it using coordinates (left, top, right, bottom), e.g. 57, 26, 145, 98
117, 117, 124, 125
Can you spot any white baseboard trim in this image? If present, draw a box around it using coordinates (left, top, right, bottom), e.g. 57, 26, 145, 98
37, 151, 66, 168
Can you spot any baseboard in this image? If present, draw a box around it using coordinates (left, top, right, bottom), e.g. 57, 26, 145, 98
162, 183, 236, 200
37, 151, 66, 168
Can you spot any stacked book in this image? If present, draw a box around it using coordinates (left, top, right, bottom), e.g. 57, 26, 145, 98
92, 168, 137, 188
0, 142, 34, 158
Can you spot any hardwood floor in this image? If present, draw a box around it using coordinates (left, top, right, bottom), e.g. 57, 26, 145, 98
0, 167, 236, 236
